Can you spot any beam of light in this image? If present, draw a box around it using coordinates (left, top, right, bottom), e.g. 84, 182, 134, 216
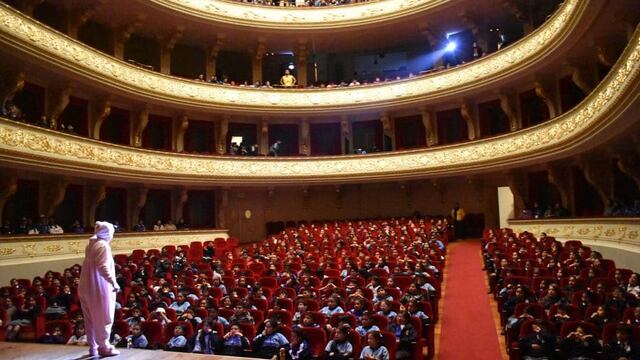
445, 41, 457, 52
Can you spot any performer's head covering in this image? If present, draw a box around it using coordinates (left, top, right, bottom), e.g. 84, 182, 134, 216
91, 221, 115, 242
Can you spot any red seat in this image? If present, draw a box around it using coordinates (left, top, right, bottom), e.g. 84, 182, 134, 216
380, 330, 398, 360
267, 309, 293, 327
258, 277, 278, 291
559, 321, 598, 339
300, 326, 327, 358
140, 321, 164, 349
305, 311, 327, 327
274, 298, 294, 312
329, 312, 357, 329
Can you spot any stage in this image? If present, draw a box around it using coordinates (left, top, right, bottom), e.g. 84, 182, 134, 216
0, 342, 254, 359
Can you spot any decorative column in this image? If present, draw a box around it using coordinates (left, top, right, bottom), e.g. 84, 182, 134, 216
216, 188, 229, 228
579, 158, 613, 206
295, 42, 308, 87
300, 118, 310, 156
66, 4, 102, 39
500, 0, 533, 34
617, 153, 640, 191
18, 0, 44, 17
46, 86, 71, 130
505, 171, 528, 215
172, 187, 188, 221
252, 40, 267, 84
380, 112, 394, 151
160, 27, 184, 75
205, 34, 225, 81
259, 118, 269, 155
0, 174, 18, 223
340, 115, 351, 154
174, 114, 189, 152
546, 164, 573, 211
89, 98, 111, 140
460, 102, 479, 140
534, 77, 560, 119
112, 16, 145, 60
85, 183, 106, 227
132, 107, 149, 147
0, 70, 25, 106
40, 178, 69, 217
420, 109, 437, 146
127, 186, 149, 229
216, 115, 229, 155
567, 62, 597, 95
498, 92, 522, 131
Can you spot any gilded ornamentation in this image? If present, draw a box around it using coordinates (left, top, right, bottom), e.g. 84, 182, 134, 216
147, 0, 448, 29
509, 219, 640, 253
0, 0, 582, 112
44, 245, 63, 253
22, 244, 36, 257
0, 248, 16, 256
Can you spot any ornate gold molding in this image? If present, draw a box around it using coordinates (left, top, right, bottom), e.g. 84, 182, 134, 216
145, 0, 451, 29
0, 0, 587, 113
0, 230, 229, 264
509, 218, 640, 254
0, 22, 638, 185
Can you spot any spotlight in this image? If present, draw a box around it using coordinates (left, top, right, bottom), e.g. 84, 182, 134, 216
445, 42, 457, 52
288, 63, 295, 70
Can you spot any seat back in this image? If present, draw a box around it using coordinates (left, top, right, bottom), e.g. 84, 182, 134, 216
140, 321, 165, 349
300, 327, 327, 358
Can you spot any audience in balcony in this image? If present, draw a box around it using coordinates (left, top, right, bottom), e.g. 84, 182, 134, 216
237, 0, 371, 8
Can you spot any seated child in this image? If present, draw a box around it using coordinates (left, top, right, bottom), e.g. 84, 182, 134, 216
67, 322, 88, 346
355, 312, 380, 337
39, 325, 66, 344
165, 324, 188, 352
122, 323, 148, 349
325, 325, 354, 360
289, 327, 311, 360
221, 324, 250, 356
360, 331, 390, 360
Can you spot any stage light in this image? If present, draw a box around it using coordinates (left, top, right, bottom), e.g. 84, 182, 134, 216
445, 41, 457, 52
288, 63, 295, 70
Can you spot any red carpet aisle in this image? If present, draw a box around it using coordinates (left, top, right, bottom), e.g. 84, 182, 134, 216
437, 240, 504, 360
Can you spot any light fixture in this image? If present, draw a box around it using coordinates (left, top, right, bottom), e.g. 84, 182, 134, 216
445, 41, 457, 52
288, 63, 295, 70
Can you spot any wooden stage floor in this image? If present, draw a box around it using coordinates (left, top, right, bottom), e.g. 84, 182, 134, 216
0, 342, 255, 359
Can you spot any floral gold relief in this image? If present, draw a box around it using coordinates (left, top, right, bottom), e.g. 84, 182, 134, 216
0, 248, 16, 256
0, 0, 583, 112
146, 0, 449, 29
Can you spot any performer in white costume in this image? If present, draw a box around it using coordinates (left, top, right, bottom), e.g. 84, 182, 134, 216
78, 221, 120, 357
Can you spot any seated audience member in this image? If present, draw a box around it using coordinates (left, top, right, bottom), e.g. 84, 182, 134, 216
192, 318, 223, 354
5, 296, 40, 341
67, 322, 88, 346
177, 308, 201, 329
39, 325, 66, 344
559, 325, 600, 360
299, 313, 320, 328
164, 220, 177, 231
125, 307, 146, 327
288, 327, 311, 360
360, 331, 390, 360
355, 312, 380, 337
70, 219, 85, 233
133, 219, 146, 232
628, 273, 640, 299
221, 324, 250, 356
388, 312, 417, 360
376, 300, 397, 322
122, 323, 148, 349
165, 324, 188, 352
293, 301, 308, 326
169, 293, 191, 315
518, 321, 556, 360
252, 319, 290, 358
551, 304, 572, 330
148, 308, 171, 326
588, 305, 614, 335
208, 307, 230, 329
603, 325, 639, 360
627, 306, 640, 326
1, 219, 13, 234
229, 303, 255, 326
176, 218, 189, 230
48, 218, 64, 234
153, 220, 165, 231
325, 325, 353, 360
320, 296, 345, 318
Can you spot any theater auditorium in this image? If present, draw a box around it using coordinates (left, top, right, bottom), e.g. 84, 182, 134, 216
0, 0, 639, 359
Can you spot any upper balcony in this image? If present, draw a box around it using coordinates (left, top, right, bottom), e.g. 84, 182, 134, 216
0, 0, 610, 116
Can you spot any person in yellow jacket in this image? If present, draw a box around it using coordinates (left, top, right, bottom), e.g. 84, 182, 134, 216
451, 202, 465, 240
280, 69, 297, 87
